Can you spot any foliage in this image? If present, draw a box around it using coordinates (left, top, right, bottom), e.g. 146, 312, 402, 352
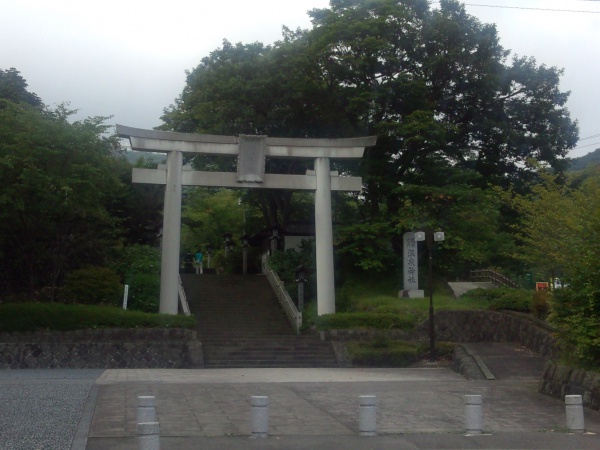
110, 245, 161, 313
181, 188, 258, 253
314, 312, 417, 330
532, 290, 550, 320
347, 340, 418, 367
551, 288, 600, 371
267, 240, 316, 301
512, 168, 600, 368
126, 273, 161, 313
390, 171, 518, 277
460, 288, 532, 313
60, 267, 122, 306
0, 99, 122, 298
0, 68, 43, 107
157, 0, 576, 278
335, 220, 398, 273
0, 303, 195, 333
346, 339, 455, 367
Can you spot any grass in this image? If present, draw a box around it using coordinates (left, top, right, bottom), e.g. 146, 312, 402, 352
0, 302, 196, 333
306, 275, 535, 330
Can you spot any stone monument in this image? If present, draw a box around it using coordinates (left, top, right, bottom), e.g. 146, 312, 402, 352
399, 231, 424, 298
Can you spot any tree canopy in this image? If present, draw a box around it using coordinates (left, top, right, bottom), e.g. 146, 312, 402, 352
159, 0, 577, 275
161, 0, 577, 200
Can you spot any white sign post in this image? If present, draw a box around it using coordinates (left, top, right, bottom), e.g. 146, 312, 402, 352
122, 284, 129, 310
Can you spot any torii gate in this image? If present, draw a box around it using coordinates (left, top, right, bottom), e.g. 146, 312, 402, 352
117, 125, 376, 316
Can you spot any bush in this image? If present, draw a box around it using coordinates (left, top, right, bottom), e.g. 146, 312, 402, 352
126, 273, 160, 313
110, 245, 160, 313
346, 339, 456, 367
347, 340, 418, 366
60, 267, 122, 305
0, 302, 196, 332
550, 287, 600, 370
532, 290, 550, 319
460, 288, 532, 313
314, 312, 417, 330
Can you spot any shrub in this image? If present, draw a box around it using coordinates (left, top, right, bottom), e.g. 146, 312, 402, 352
110, 245, 160, 313
347, 340, 418, 367
126, 273, 160, 313
0, 302, 195, 332
60, 267, 122, 306
550, 287, 600, 371
314, 312, 417, 330
461, 288, 532, 313
532, 290, 550, 319
346, 340, 456, 367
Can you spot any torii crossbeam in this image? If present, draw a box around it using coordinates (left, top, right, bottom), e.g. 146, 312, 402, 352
117, 125, 376, 316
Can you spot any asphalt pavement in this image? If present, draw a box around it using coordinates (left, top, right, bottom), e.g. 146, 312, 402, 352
1, 343, 599, 450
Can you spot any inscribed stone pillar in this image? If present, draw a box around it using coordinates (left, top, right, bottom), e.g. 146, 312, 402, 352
399, 231, 424, 298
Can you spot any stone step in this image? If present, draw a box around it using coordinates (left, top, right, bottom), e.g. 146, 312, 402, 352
181, 273, 338, 368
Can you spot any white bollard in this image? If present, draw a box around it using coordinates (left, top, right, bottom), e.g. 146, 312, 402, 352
251, 396, 269, 438
565, 395, 585, 433
138, 422, 160, 450
358, 395, 377, 436
137, 396, 157, 424
465, 394, 482, 435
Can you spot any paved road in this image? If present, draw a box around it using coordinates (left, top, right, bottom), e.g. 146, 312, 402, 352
1, 345, 600, 450
0, 369, 102, 450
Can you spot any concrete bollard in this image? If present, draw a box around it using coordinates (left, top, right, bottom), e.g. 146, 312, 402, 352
465, 394, 482, 435
565, 395, 585, 433
251, 396, 269, 438
358, 395, 377, 436
137, 396, 157, 424
138, 422, 160, 450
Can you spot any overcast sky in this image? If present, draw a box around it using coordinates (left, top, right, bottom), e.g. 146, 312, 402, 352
1, 0, 598, 157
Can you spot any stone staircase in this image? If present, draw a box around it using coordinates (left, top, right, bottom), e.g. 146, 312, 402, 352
180, 274, 339, 368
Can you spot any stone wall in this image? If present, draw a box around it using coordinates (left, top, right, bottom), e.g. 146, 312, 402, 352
415, 310, 558, 358
0, 328, 203, 369
539, 363, 600, 411
321, 310, 557, 358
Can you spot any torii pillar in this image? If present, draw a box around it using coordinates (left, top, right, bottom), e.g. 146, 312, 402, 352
117, 125, 376, 316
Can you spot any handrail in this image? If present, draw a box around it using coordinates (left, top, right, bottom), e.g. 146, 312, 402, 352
264, 265, 302, 334
470, 269, 519, 289
178, 274, 191, 316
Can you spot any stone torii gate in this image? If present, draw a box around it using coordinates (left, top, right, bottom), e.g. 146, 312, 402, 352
117, 125, 376, 316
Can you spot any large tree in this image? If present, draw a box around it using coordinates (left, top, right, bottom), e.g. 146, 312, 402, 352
159, 0, 577, 273
0, 68, 43, 108
0, 100, 122, 298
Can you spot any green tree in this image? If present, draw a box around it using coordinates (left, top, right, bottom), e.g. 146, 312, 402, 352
159, 0, 576, 278
0, 100, 122, 298
0, 68, 43, 108
511, 168, 600, 368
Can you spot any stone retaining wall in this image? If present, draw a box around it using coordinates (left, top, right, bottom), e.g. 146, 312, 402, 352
321, 310, 557, 358
539, 363, 600, 411
0, 328, 203, 369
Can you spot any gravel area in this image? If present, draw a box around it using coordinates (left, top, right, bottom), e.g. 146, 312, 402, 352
0, 369, 102, 450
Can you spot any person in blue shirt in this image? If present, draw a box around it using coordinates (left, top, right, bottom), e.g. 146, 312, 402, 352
195, 249, 203, 274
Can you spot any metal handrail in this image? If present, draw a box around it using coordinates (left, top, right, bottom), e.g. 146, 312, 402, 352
178, 274, 191, 316
470, 269, 519, 289
264, 265, 302, 334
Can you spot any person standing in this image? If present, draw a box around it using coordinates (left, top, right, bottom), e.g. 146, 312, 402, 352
195, 249, 203, 274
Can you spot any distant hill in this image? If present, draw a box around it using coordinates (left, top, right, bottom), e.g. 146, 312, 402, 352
123, 151, 166, 165
569, 148, 600, 172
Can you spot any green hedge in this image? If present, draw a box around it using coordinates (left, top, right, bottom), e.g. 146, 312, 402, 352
0, 303, 195, 332
460, 288, 532, 313
60, 267, 122, 306
347, 339, 455, 367
314, 312, 418, 330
